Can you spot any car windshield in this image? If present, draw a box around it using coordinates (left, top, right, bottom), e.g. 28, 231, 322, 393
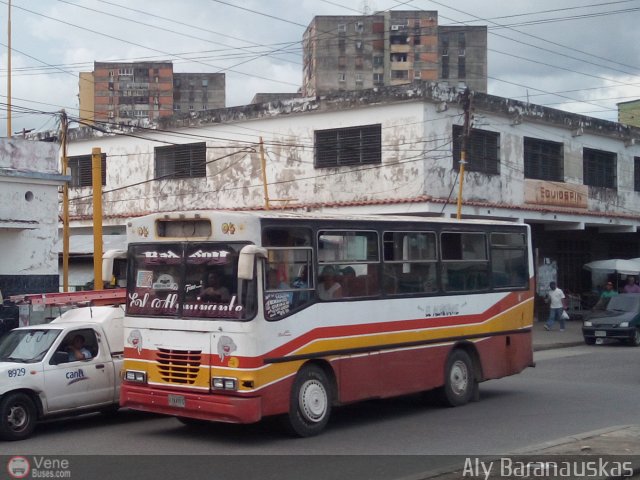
606, 295, 640, 313
0, 329, 61, 363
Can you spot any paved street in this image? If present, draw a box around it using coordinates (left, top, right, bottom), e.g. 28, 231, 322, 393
2, 326, 638, 479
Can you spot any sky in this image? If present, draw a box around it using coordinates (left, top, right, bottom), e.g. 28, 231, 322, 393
0, 0, 639, 136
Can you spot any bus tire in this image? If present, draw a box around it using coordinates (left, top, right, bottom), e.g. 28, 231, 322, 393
438, 349, 475, 407
285, 365, 332, 437
0, 392, 37, 441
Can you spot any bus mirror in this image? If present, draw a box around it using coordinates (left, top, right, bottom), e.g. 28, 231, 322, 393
238, 245, 268, 280
102, 249, 127, 283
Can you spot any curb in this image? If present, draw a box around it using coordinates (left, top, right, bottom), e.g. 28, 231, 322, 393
509, 425, 634, 454
533, 340, 585, 351
405, 426, 640, 480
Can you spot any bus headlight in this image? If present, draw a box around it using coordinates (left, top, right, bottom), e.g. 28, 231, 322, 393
212, 377, 237, 391
124, 370, 147, 383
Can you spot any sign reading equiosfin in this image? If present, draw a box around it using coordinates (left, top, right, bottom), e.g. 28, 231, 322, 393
524, 180, 588, 209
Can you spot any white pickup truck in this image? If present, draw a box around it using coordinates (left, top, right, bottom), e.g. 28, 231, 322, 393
0, 306, 124, 441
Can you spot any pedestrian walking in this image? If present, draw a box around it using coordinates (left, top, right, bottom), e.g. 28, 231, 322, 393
544, 281, 567, 331
623, 276, 640, 293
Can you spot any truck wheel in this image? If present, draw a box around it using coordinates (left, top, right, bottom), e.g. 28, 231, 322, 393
284, 365, 332, 437
0, 392, 37, 441
437, 349, 475, 407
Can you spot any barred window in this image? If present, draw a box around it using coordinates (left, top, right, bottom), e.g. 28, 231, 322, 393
457, 56, 466, 78
524, 137, 564, 181
441, 55, 449, 79
635, 157, 640, 192
68, 154, 106, 188
155, 142, 206, 179
583, 147, 616, 189
314, 124, 381, 168
452, 125, 500, 175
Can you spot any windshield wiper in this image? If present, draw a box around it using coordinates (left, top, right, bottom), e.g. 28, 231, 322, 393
1, 356, 27, 363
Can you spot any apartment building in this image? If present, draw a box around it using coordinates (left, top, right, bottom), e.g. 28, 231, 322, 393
78, 62, 225, 126
302, 11, 487, 97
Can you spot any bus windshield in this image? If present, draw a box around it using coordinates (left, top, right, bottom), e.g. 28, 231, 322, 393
127, 242, 257, 320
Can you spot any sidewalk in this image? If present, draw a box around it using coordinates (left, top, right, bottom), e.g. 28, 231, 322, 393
532, 316, 585, 351
423, 426, 640, 479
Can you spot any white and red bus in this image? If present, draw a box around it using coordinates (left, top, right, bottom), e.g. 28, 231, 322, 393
120, 210, 533, 436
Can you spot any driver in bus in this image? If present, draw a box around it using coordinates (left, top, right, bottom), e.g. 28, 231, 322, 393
199, 272, 231, 302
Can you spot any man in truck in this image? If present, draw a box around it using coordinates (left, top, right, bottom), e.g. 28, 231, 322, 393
67, 334, 92, 362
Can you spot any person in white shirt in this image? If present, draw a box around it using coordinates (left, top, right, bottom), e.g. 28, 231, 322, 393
544, 281, 566, 331
317, 266, 343, 300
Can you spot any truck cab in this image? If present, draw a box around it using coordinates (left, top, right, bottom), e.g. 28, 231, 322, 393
0, 306, 124, 440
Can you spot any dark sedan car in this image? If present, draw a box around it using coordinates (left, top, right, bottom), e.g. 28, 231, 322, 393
582, 293, 640, 346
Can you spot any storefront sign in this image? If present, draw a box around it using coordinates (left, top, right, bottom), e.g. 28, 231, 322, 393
524, 180, 588, 209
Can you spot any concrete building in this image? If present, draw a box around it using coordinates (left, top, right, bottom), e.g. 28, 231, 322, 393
302, 11, 487, 97
173, 73, 225, 114
78, 62, 225, 126
0, 139, 69, 296
52, 81, 640, 296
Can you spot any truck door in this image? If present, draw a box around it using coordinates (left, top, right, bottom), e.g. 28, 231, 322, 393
43, 328, 115, 413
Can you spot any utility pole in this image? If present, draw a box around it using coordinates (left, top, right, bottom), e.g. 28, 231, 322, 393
456, 88, 472, 220
60, 111, 70, 292
92, 147, 104, 290
6, 0, 11, 137
259, 137, 271, 210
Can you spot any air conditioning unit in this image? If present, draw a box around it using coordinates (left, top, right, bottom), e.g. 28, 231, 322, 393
391, 25, 400, 30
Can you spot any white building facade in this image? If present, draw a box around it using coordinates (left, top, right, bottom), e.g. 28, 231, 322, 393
0, 139, 68, 296
57, 82, 640, 295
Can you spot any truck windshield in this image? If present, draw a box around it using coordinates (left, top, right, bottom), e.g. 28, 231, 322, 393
127, 242, 257, 320
0, 329, 61, 363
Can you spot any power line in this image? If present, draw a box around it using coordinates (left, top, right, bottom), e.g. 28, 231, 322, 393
1, 0, 299, 87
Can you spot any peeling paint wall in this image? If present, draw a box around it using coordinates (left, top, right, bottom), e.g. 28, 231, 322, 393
67, 102, 427, 220
62, 83, 640, 231
0, 139, 65, 295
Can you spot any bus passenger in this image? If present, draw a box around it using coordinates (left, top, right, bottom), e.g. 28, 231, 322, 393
318, 266, 343, 300
200, 272, 231, 302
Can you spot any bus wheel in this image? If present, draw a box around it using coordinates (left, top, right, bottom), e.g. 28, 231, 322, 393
0, 392, 37, 441
438, 350, 475, 407
285, 365, 332, 437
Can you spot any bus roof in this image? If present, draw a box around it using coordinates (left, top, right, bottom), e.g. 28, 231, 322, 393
129, 210, 525, 226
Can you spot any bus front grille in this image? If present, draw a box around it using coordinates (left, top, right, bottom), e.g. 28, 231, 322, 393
156, 348, 202, 385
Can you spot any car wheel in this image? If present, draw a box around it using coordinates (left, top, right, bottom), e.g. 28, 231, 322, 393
630, 328, 640, 347
584, 336, 596, 345
0, 392, 37, 441
284, 364, 332, 437
437, 349, 476, 407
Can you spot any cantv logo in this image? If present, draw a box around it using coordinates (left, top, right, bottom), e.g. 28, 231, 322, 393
66, 369, 89, 385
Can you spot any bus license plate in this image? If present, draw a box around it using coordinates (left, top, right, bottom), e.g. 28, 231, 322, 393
168, 394, 185, 408
595, 331, 606, 337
